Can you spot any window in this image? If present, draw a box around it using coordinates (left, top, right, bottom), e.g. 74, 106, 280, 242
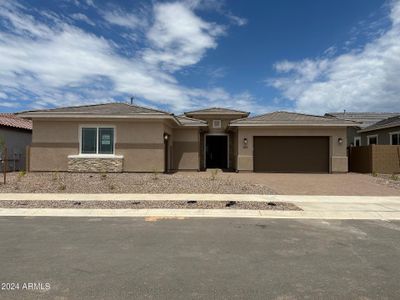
367, 135, 378, 145
212, 120, 222, 128
354, 137, 361, 147
390, 132, 400, 145
81, 127, 114, 154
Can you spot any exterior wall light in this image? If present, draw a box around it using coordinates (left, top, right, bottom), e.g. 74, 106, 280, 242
164, 134, 169, 141
243, 138, 248, 148
338, 137, 343, 145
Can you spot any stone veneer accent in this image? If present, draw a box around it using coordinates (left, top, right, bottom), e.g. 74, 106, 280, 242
68, 156, 123, 173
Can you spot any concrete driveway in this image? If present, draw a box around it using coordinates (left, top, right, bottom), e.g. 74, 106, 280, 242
229, 172, 400, 196
0, 217, 399, 299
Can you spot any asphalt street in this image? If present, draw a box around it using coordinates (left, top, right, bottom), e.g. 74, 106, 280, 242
0, 216, 399, 299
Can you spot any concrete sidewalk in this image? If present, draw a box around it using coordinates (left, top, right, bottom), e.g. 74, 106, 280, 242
0, 193, 399, 220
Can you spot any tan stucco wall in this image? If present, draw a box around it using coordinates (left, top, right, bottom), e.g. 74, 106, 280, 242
237, 127, 348, 173
30, 119, 166, 172
172, 128, 199, 170
0, 127, 32, 171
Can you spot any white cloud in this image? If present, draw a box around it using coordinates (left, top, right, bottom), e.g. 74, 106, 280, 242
143, 2, 225, 71
71, 13, 95, 26
226, 13, 247, 26
269, 0, 400, 114
0, 1, 256, 112
101, 10, 145, 29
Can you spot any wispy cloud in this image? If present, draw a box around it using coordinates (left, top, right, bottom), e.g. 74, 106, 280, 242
71, 13, 95, 26
0, 1, 256, 112
101, 9, 146, 29
268, 0, 400, 114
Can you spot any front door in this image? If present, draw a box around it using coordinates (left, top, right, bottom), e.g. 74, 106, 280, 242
205, 135, 228, 169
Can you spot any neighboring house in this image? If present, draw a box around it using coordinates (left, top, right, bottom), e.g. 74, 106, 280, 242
18, 103, 354, 174
0, 114, 32, 171
325, 112, 400, 146
357, 115, 400, 146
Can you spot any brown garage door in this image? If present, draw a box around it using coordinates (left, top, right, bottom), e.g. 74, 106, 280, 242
254, 136, 329, 173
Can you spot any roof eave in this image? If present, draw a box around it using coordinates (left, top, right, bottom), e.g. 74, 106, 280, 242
358, 123, 400, 133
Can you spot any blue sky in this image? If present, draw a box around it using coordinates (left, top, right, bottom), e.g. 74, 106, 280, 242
0, 0, 399, 114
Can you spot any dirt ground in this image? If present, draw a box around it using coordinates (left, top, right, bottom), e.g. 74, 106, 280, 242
230, 172, 400, 196
0, 172, 276, 194
0, 171, 399, 196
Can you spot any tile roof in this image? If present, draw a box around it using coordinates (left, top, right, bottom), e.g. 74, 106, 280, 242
358, 115, 400, 133
325, 112, 400, 128
0, 114, 32, 130
19, 102, 172, 116
231, 111, 357, 126
184, 107, 249, 116
176, 115, 207, 126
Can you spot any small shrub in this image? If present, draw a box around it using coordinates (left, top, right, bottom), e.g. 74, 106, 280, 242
52, 171, 59, 181
372, 172, 378, 177
390, 174, 399, 181
152, 169, 159, 180
210, 169, 218, 181
16, 171, 26, 182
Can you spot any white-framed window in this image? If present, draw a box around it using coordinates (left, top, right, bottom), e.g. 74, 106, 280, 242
212, 120, 222, 129
354, 137, 361, 147
80, 126, 115, 155
367, 135, 378, 145
390, 131, 400, 145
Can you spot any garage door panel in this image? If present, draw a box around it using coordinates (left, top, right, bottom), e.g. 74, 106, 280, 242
254, 136, 329, 173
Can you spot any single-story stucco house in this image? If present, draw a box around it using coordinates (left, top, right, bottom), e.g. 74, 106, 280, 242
18, 103, 355, 173
0, 114, 32, 171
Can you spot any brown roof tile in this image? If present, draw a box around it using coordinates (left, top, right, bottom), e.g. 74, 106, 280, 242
19, 102, 172, 116
0, 114, 32, 130
231, 111, 358, 126
358, 115, 400, 133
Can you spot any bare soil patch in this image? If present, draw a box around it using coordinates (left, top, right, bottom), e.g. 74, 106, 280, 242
0, 172, 276, 194
0, 200, 300, 210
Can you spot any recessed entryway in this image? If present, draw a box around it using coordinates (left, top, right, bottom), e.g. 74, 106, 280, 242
205, 135, 228, 169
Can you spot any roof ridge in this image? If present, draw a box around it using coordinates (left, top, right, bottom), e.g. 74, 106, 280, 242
327, 112, 400, 114
184, 107, 249, 114
239, 110, 333, 121
18, 102, 172, 115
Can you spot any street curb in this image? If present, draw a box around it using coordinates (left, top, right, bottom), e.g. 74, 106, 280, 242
0, 193, 400, 203
0, 208, 397, 220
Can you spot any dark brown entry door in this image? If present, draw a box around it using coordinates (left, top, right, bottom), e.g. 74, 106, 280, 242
206, 135, 228, 169
254, 136, 329, 173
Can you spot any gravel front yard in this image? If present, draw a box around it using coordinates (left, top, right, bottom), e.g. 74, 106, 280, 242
0, 200, 300, 210
0, 172, 277, 194
373, 174, 400, 190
